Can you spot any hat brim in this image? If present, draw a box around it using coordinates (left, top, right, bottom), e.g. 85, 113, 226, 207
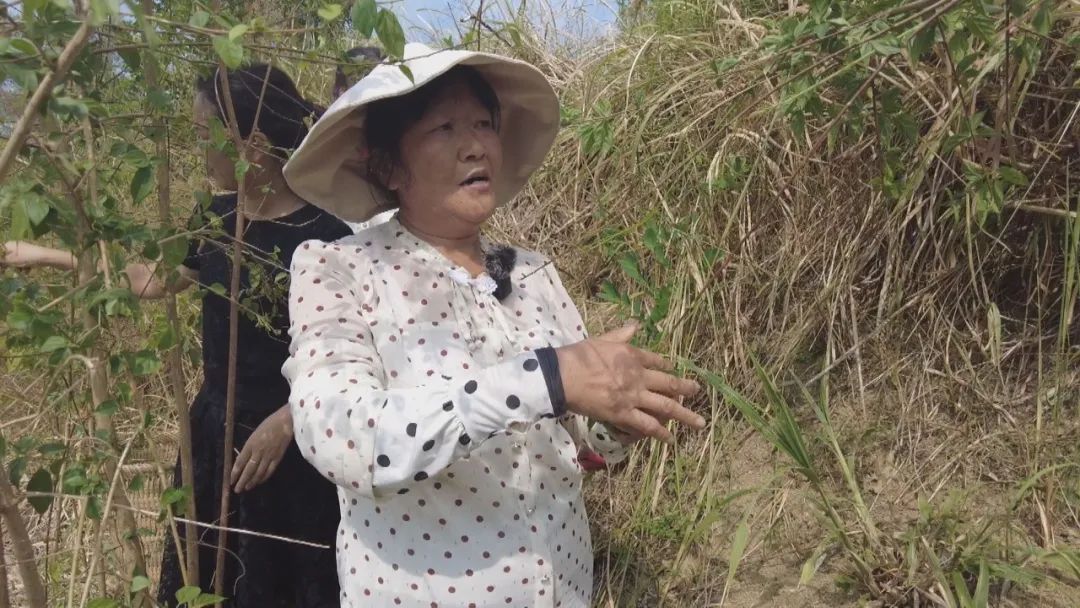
284, 44, 560, 224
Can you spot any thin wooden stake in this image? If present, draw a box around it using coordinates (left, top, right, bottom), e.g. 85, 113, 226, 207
138, 0, 200, 585
0, 472, 45, 608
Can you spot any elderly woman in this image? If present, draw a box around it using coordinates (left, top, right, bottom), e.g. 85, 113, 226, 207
281, 43, 704, 607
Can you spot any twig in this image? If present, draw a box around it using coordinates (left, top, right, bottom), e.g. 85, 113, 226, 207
0, 516, 11, 608
0, 472, 46, 608
0, 20, 93, 183
139, 0, 200, 585
77, 424, 141, 607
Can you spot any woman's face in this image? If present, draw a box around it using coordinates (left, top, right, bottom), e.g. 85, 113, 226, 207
193, 93, 238, 191
388, 79, 503, 234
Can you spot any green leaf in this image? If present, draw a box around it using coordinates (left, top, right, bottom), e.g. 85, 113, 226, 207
974, 558, 990, 607
228, 24, 249, 41
147, 90, 174, 112
87, 599, 119, 608
234, 158, 252, 182
128, 350, 161, 376
161, 486, 191, 512
869, 36, 902, 57
375, 9, 406, 59
711, 56, 740, 75
22, 195, 50, 226
999, 166, 1029, 187
398, 65, 414, 82
86, 495, 103, 520
8, 456, 27, 486
599, 281, 623, 305
799, 543, 829, 584
907, 25, 936, 63
175, 587, 201, 605
89, 0, 120, 26
212, 36, 244, 69
351, 0, 378, 38
189, 10, 210, 28
49, 96, 89, 119
8, 38, 37, 56
190, 594, 228, 608
6, 66, 39, 93
39, 335, 68, 353
131, 165, 154, 205
161, 236, 189, 269
617, 253, 648, 288
26, 468, 53, 514
318, 4, 344, 21
152, 323, 177, 350
8, 199, 30, 240
62, 466, 87, 492
1032, 0, 1053, 36
37, 442, 64, 456
128, 473, 145, 492
131, 576, 152, 593
725, 520, 750, 591
95, 399, 119, 416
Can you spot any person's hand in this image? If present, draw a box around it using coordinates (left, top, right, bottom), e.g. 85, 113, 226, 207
231, 406, 293, 493
2, 241, 52, 268
555, 323, 704, 444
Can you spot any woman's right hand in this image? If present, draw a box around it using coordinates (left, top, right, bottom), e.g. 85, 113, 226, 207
555, 323, 705, 443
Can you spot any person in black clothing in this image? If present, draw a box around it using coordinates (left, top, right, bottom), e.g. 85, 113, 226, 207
154, 65, 352, 606
3, 64, 350, 606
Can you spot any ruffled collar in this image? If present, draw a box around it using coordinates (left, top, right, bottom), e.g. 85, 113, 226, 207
389, 215, 516, 300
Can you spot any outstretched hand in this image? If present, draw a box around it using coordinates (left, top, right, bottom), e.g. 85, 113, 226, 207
555, 323, 704, 444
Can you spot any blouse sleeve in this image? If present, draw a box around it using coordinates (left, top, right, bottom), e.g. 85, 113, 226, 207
283, 241, 565, 498
541, 260, 630, 466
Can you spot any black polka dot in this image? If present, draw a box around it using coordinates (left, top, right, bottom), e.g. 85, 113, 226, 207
377, 454, 391, 467
442, 401, 454, 411
459, 434, 471, 446
506, 395, 520, 409
406, 423, 417, 437
523, 359, 539, 372
423, 439, 435, 451
464, 380, 478, 394
414, 471, 428, 482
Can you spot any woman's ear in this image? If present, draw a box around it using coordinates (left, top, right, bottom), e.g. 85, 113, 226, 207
243, 130, 281, 169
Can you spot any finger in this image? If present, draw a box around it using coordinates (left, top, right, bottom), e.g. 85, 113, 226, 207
598, 322, 638, 344
643, 369, 700, 398
632, 348, 673, 372
249, 459, 274, 490
638, 391, 706, 429
259, 457, 280, 483
230, 447, 252, 487
623, 409, 673, 444
235, 458, 260, 493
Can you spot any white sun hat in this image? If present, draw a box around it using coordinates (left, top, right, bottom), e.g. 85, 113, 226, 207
283, 42, 560, 223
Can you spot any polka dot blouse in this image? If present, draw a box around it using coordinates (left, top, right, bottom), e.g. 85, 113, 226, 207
282, 216, 628, 608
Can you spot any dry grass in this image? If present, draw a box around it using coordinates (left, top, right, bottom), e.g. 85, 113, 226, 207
493, 0, 1080, 605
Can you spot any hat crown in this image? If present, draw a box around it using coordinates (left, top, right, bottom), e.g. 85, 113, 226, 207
284, 45, 561, 224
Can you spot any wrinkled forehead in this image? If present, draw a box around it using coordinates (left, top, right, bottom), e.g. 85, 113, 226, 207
421, 79, 490, 116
